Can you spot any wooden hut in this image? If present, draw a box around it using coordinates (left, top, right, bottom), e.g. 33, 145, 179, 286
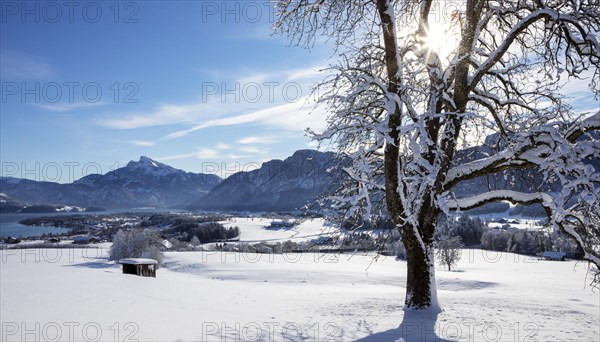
118, 258, 158, 277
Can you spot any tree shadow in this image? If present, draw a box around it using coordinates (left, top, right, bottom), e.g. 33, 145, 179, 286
356, 309, 454, 342
437, 279, 497, 291
64, 260, 118, 269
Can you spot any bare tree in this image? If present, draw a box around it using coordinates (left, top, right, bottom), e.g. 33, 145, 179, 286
436, 235, 464, 271
110, 229, 164, 266
275, 0, 600, 310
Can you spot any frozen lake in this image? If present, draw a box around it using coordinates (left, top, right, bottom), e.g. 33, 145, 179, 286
0, 213, 71, 238
0, 208, 188, 238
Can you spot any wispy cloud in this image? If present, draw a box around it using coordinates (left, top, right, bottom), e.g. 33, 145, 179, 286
95, 65, 328, 145
129, 140, 156, 147
155, 152, 198, 162
156, 149, 251, 162
35, 101, 107, 112
155, 149, 218, 162
223, 25, 274, 41
96, 102, 211, 129
216, 143, 232, 150
239, 146, 268, 154
237, 135, 278, 144
0, 50, 55, 80
161, 101, 325, 140
284, 67, 323, 82
196, 148, 220, 159
237, 65, 323, 84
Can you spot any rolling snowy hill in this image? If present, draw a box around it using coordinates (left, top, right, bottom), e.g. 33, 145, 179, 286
1, 245, 597, 341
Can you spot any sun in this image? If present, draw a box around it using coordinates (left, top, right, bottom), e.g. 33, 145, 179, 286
425, 29, 450, 55
423, 13, 462, 63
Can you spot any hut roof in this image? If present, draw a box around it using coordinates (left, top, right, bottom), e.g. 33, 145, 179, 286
118, 258, 158, 265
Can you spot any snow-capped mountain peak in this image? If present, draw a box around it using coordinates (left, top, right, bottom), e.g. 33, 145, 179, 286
127, 156, 163, 168
1, 157, 222, 209
139, 156, 159, 167
123, 156, 181, 176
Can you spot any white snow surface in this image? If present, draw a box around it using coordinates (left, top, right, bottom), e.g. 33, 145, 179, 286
1, 245, 598, 341
223, 218, 338, 243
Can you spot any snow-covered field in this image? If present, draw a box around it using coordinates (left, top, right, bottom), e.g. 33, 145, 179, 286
2, 240, 598, 341
222, 217, 338, 242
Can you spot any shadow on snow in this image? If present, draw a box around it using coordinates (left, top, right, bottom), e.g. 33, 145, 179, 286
356, 309, 455, 342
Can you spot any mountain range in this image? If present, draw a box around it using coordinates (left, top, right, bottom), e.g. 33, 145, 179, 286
0, 156, 221, 211
189, 149, 338, 211
0, 151, 338, 213
5, 138, 594, 214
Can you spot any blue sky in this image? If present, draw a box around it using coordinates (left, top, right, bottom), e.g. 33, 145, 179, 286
1, 1, 330, 182
1, 1, 598, 183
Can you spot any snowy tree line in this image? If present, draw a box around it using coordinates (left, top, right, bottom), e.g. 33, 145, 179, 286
166, 222, 240, 244
481, 228, 583, 257
436, 213, 583, 257
375, 213, 584, 259
140, 213, 227, 228
436, 214, 486, 245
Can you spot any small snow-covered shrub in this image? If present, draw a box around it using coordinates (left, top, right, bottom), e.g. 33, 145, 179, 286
253, 243, 273, 254
281, 240, 298, 252
168, 238, 192, 251
221, 243, 239, 252
110, 229, 164, 267
190, 236, 201, 247
140, 245, 164, 265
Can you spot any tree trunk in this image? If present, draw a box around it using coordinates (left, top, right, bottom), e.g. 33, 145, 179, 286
402, 224, 441, 312
377, 0, 442, 312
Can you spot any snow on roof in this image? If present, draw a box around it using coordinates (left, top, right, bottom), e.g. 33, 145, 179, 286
118, 258, 158, 265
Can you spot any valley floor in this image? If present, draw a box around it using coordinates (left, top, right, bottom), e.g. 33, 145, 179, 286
1, 245, 598, 341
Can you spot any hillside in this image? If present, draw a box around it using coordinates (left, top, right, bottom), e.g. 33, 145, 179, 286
190, 150, 340, 212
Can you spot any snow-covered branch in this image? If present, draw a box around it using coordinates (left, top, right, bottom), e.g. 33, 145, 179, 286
445, 190, 553, 211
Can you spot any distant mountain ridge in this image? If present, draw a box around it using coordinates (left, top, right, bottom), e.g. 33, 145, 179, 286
0, 156, 221, 209
189, 150, 339, 212
3, 140, 582, 214
0, 193, 26, 213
